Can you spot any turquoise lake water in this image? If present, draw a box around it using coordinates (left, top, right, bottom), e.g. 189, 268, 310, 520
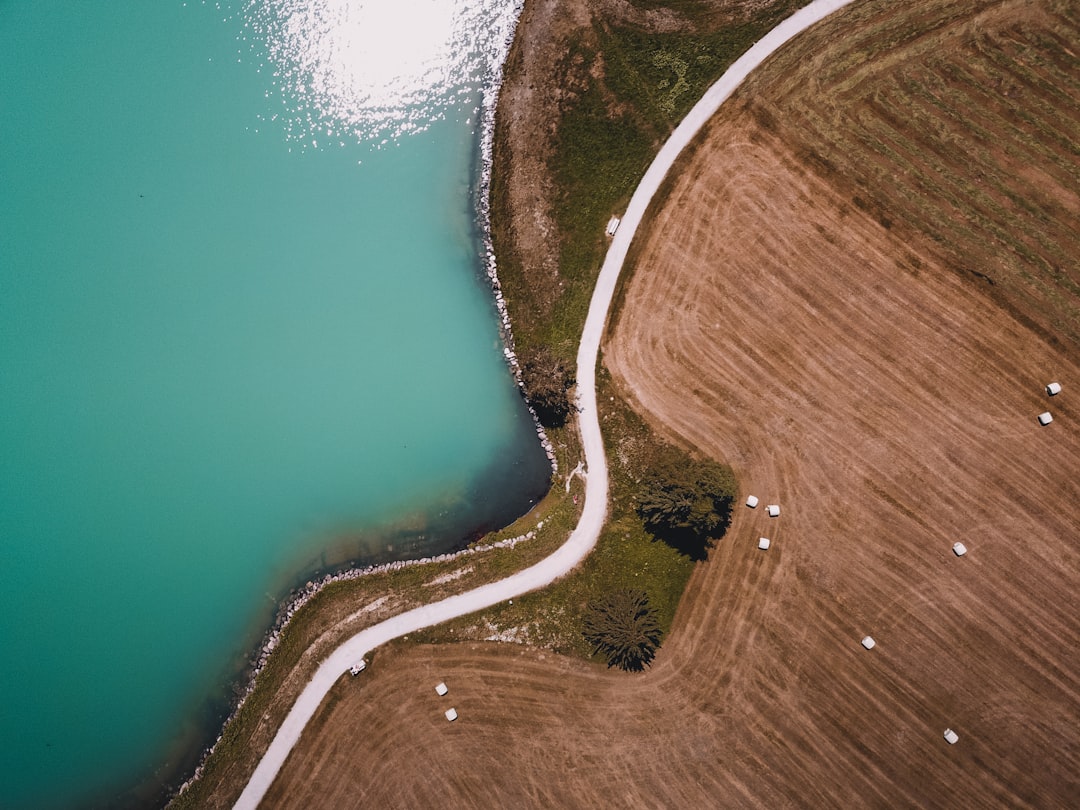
0, 1, 546, 806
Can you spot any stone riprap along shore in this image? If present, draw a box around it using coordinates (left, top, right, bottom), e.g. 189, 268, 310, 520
473, 2, 558, 475
174, 524, 540, 801
252, 529, 539, 674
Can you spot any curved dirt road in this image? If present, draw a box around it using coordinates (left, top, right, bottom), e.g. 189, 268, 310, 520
233, 1, 854, 806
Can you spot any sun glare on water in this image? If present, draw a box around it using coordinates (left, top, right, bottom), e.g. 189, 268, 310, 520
241, 0, 520, 146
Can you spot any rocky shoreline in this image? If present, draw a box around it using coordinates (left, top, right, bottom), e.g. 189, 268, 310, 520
172, 519, 541, 801
253, 527, 540, 677
172, 3, 559, 802
473, 0, 558, 474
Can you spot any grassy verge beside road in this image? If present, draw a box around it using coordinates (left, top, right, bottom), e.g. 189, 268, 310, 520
491, 0, 804, 359
169, 489, 576, 809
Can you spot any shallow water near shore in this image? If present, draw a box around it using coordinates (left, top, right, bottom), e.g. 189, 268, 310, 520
0, 1, 544, 807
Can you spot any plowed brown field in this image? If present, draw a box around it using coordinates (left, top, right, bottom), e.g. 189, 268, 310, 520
263, 0, 1080, 806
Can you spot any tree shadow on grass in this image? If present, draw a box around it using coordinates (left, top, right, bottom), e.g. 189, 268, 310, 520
649, 519, 728, 562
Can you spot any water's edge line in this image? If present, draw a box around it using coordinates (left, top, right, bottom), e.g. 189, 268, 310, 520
169, 3, 540, 801
475, 0, 559, 472
230, 1, 857, 806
